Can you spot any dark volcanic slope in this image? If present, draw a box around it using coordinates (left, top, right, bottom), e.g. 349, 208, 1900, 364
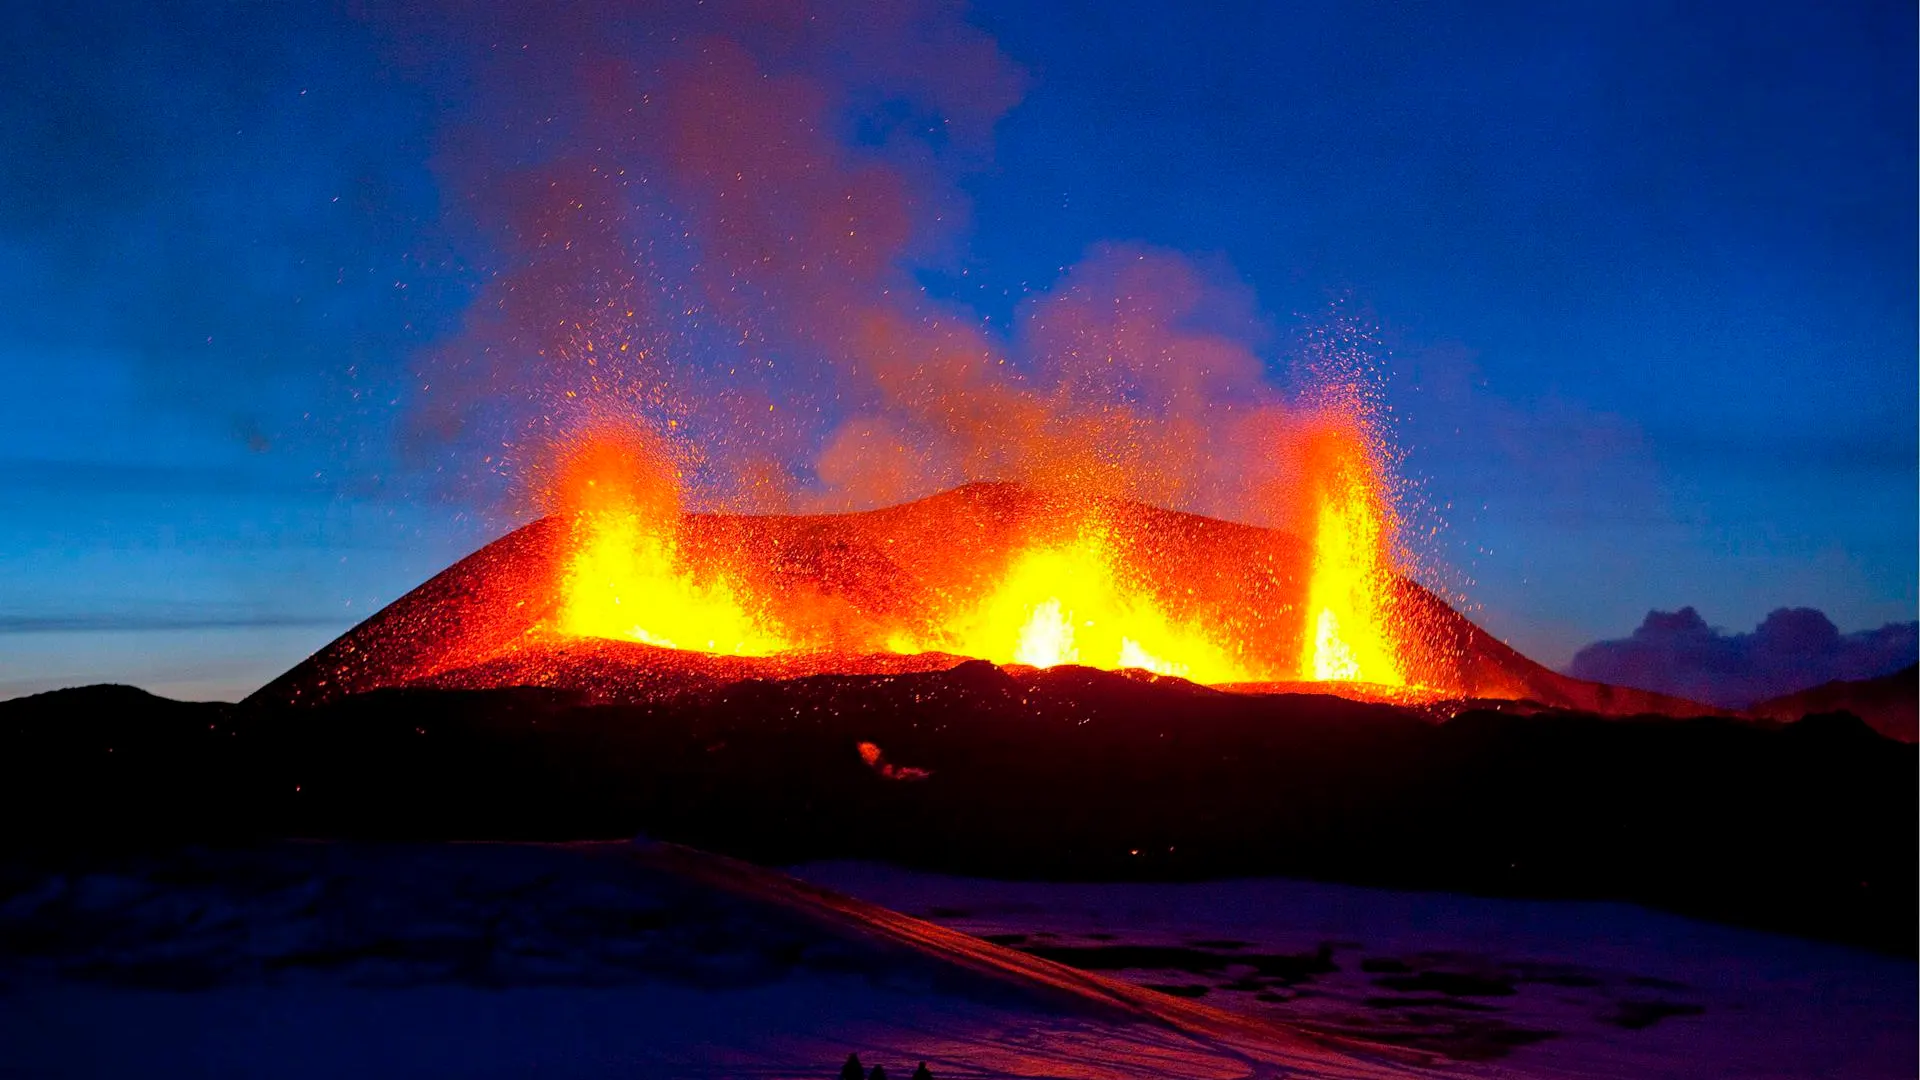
1752, 664, 1917, 742
7, 668, 1911, 954
252, 482, 1704, 715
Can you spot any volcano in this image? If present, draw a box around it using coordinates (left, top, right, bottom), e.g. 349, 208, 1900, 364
254, 482, 1700, 716
11, 490, 1910, 958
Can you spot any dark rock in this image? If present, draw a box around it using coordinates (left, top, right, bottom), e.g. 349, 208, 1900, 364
1, 672, 1912, 954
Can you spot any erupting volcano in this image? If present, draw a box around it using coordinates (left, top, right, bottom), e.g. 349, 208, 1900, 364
535, 416, 1404, 690
257, 406, 1698, 717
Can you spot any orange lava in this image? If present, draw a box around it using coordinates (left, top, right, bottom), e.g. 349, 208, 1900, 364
551, 429, 789, 656
543, 411, 1411, 690
894, 522, 1262, 684
1296, 424, 1404, 686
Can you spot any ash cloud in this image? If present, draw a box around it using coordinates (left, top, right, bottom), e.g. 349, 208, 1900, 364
812, 243, 1295, 518
382, 0, 1033, 499
378, 0, 1355, 527
1566, 607, 1918, 708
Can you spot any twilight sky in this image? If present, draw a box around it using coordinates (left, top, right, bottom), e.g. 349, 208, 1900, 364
1, 0, 1913, 701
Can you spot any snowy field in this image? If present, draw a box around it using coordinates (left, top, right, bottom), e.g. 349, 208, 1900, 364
0, 842, 1446, 1079
795, 863, 1918, 1080
0, 842, 1909, 1079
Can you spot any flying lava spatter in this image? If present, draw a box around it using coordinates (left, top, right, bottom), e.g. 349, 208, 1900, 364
1297, 424, 1405, 686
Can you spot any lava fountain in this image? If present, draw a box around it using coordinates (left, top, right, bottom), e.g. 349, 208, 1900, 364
1295, 421, 1404, 686
552, 430, 789, 656
531, 400, 1412, 693
260, 400, 1711, 713
898, 521, 1260, 684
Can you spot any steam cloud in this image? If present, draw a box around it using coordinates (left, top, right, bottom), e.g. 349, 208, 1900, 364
1567, 607, 1919, 708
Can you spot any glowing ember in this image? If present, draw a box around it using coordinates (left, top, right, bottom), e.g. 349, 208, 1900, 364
1297, 426, 1404, 685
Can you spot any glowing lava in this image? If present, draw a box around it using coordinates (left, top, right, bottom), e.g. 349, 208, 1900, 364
538, 405, 1413, 691
1297, 426, 1404, 685
911, 524, 1261, 683
552, 432, 787, 656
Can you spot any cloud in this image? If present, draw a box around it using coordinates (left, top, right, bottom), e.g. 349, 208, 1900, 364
801, 243, 1293, 516
1566, 606, 1918, 708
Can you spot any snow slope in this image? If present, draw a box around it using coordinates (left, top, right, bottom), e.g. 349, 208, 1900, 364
0, 842, 1438, 1079
794, 863, 1917, 1080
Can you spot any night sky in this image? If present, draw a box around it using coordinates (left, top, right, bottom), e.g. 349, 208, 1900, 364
1, 0, 1913, 701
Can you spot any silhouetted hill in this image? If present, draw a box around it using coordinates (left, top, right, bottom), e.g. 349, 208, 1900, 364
1752, 664, 1917, 742
252, 482, 1709, 717
4, 670, 1910, 954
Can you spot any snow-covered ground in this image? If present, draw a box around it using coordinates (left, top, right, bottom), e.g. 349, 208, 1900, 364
0, 842, 1439, 1079
0, 843, 1908, 1078
794, 863, 1918, 1080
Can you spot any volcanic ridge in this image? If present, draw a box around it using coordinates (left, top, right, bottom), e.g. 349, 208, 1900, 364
253, 482, 1698, 716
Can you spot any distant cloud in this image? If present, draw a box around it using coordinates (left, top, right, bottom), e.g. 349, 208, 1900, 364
1567, 607, 1918, 709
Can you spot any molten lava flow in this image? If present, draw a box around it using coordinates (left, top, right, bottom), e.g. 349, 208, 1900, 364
1297, 427, 1404, 685
552, 432, 788, 656
913, 524, 1260, 683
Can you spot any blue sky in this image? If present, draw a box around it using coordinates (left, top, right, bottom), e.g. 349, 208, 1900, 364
0, 0, 1912, 699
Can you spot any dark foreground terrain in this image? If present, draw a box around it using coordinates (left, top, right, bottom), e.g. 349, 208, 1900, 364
0, 841, 1442, 1079
3, 663, 1912, 953
4, 842, 1910, 1078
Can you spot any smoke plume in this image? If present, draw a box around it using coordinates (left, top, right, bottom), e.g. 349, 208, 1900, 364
376, 0, 1385, 532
